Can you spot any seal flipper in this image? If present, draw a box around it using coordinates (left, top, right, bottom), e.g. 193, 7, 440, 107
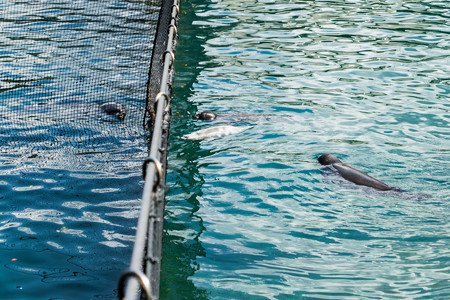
331, 163, 393, 191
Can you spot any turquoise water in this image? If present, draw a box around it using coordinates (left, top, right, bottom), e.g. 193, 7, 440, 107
1, 0, 448, 299
164, 0, 449, 299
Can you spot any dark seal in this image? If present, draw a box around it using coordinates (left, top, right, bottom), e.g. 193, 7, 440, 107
99, 102, 127, 120
318, 153, 402, 191
193, 110, 217, 121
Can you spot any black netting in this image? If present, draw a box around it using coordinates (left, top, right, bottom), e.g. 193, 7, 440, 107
0, 0, 162, 154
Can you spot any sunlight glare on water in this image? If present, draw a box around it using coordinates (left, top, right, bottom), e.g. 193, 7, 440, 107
0, 0, 159, 298
164, 0, 449, 299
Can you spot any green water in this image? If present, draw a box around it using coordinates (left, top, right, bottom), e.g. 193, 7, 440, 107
163, 0, 449, 299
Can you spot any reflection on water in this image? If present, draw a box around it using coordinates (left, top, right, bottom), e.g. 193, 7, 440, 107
159, 2, 210, 299
166, 0, 449, 299
0, 0, 160, 298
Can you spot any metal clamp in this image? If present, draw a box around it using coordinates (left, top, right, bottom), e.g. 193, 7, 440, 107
154, 91, 171, 114
163, 50, 175, 67
172, 4, 180, 18
143, 157, 163, 191
168, 24, 178, 36
118, 269, 153, 300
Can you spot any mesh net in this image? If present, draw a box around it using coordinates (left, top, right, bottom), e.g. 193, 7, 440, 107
0, 0, 162, 157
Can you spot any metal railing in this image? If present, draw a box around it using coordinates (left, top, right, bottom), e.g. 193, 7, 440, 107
118, 0, 179, 299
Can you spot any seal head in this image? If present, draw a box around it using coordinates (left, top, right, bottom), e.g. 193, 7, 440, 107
318, 153, 342, 165
99, 102, 127, 120
193, 111, 217, 121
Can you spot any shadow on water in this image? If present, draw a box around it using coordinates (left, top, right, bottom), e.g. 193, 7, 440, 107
159, 0, 214, 298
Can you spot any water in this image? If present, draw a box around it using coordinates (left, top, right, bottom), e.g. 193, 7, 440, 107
0, 0, 160, 298
164, 0, 449, 299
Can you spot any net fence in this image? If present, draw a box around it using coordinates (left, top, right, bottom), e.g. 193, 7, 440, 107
1, 0, 177, 298
0, 0, 162, 155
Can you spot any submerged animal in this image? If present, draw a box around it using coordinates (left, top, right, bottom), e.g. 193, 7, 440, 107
184, 110, 262, 140
192, 110, 272, 124
182, 125, 251, 140
318, 153, 403, 191
99, 102, 127, 120
193, 110, 217, 121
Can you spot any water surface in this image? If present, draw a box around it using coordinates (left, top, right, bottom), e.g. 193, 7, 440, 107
164, 0, 449, 299
0, 0, 160, 298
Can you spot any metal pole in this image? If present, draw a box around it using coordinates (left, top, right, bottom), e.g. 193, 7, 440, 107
118, 0, 179, 299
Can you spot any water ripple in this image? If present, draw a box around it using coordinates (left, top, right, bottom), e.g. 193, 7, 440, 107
0, 0, 159, 298
167, 0, 450, 299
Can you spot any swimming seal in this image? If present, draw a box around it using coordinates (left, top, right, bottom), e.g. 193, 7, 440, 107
193, 110, 273, 124
193, 111, 217, 121
318, 153, 401, 191
99, 102, 127, 120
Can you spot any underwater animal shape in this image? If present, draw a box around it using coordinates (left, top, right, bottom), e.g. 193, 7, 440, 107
99, 102, 127, 120
318, 153, 403, 191
193, 110, 217, 121
192, 110, 272, 124
181, 125, 251, 140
